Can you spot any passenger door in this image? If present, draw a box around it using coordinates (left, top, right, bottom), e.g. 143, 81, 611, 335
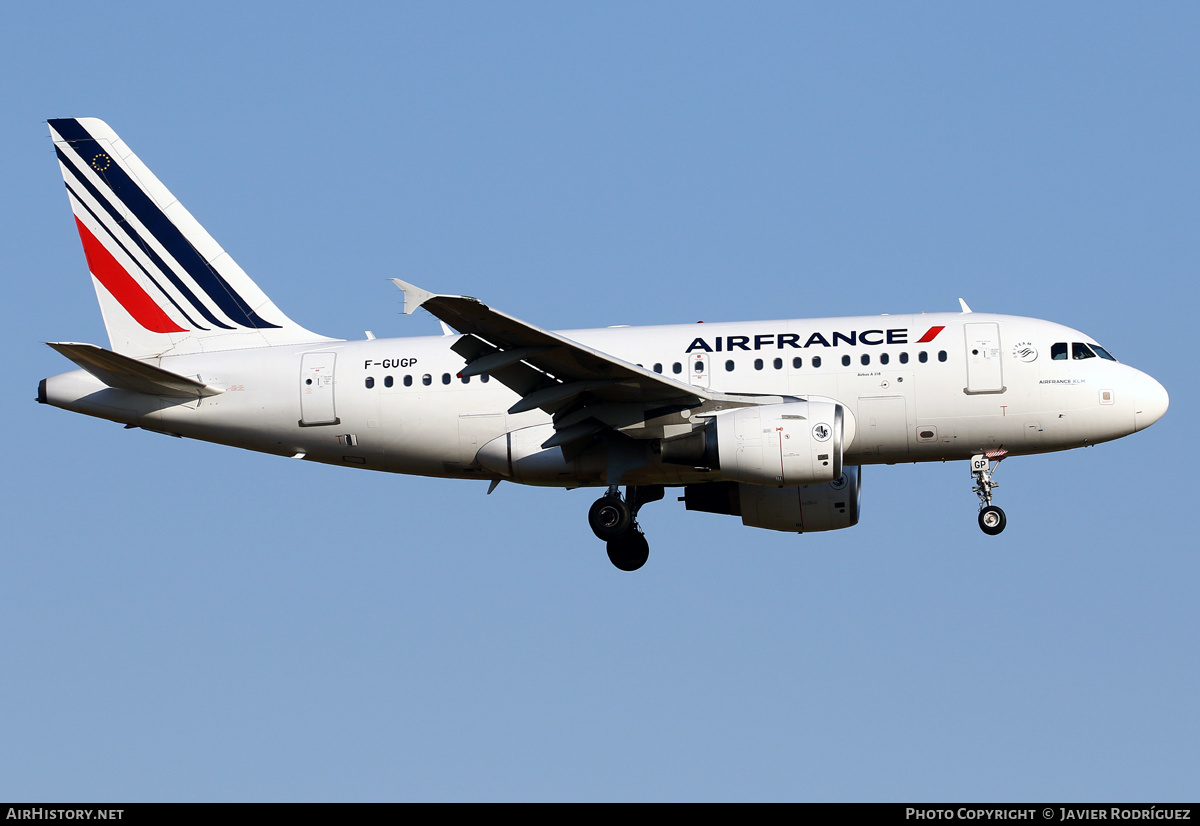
964, 322, 1005, 394
299, 352, 340, 426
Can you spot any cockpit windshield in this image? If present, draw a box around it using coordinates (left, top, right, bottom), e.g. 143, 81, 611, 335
1052, 341, 1118, 362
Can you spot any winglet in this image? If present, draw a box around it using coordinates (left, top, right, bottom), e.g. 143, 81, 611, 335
391, 278, 434, 315
958, 298, 973, 314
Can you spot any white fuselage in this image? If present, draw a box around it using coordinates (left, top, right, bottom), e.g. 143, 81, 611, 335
41, 310, 1167, 489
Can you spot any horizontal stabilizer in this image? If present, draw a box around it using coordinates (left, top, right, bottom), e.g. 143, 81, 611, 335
46, 342, 223, 398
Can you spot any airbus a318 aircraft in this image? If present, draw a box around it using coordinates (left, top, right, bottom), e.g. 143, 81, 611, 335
39, 118, 1169, 570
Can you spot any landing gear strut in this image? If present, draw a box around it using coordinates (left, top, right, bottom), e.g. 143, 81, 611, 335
587, 485, 664, 571
970, 451, 1007, 536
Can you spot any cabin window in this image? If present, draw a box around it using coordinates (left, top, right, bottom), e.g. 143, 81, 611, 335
1052, 343, 1068, 360
481, 374, 490, 383
365, 377, 375, 389
653, 363, 663, 373
442, 373, 452, 384
725, 360, 735, 372
938, 350, 947, 362
879, 353, 889, 365
861, 354, 870, 366
841, 355, 851, 367
754, 358, 764, 371
792, 357, 802, 369
404, 375, 413, 387
812, 356, 822, 368
1072, 342, 1096, 360
773, 358, 783, 370
460, 375, 470, 384
384, 375, 393, 388
673, 362, 682, 374
422, 374, 432, 386
919, 351, 928, 363
899, 352, 909, 364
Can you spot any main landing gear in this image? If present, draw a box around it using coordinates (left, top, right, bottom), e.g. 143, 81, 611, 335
588, 485, 664, 571
970, 451, 1007, 536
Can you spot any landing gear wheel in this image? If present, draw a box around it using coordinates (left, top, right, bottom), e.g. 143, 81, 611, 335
978, 505, 1006, 536
588, 495, 631, 540
970, 452, 1008, 537
606, 530, 649, 572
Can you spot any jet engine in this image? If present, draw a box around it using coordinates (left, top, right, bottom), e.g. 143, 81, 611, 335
661, 399, 852, 486
682, 466, 862, 533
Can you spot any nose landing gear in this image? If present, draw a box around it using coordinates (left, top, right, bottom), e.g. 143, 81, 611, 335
587, 485, 664, 571
971, 451, 1007, 535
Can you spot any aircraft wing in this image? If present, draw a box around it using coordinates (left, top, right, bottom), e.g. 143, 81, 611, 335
392, 279, 710, 455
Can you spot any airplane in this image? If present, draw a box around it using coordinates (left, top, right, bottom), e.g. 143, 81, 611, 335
38, 117, 1170, 571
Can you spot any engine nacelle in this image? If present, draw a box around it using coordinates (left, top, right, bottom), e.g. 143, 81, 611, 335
682, 466, 862, 533
663, 399, 850, 486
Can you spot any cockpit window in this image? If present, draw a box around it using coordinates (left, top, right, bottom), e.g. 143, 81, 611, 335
1054, 341, 1112, 361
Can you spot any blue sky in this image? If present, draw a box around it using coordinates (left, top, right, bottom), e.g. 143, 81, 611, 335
1, 2, 1196, 801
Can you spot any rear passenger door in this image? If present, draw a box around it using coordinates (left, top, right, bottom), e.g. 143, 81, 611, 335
300, 352, 340, 426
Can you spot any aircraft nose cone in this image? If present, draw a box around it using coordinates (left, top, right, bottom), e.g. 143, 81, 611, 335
1134, 373, 1169, 432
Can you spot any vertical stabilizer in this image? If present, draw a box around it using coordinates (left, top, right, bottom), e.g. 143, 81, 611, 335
49, 118, 336, 357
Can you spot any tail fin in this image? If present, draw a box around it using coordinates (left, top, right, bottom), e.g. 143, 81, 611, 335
49, 118, 335, 357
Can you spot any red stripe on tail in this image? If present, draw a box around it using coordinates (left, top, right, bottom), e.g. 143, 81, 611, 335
74, 218, 185, 334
